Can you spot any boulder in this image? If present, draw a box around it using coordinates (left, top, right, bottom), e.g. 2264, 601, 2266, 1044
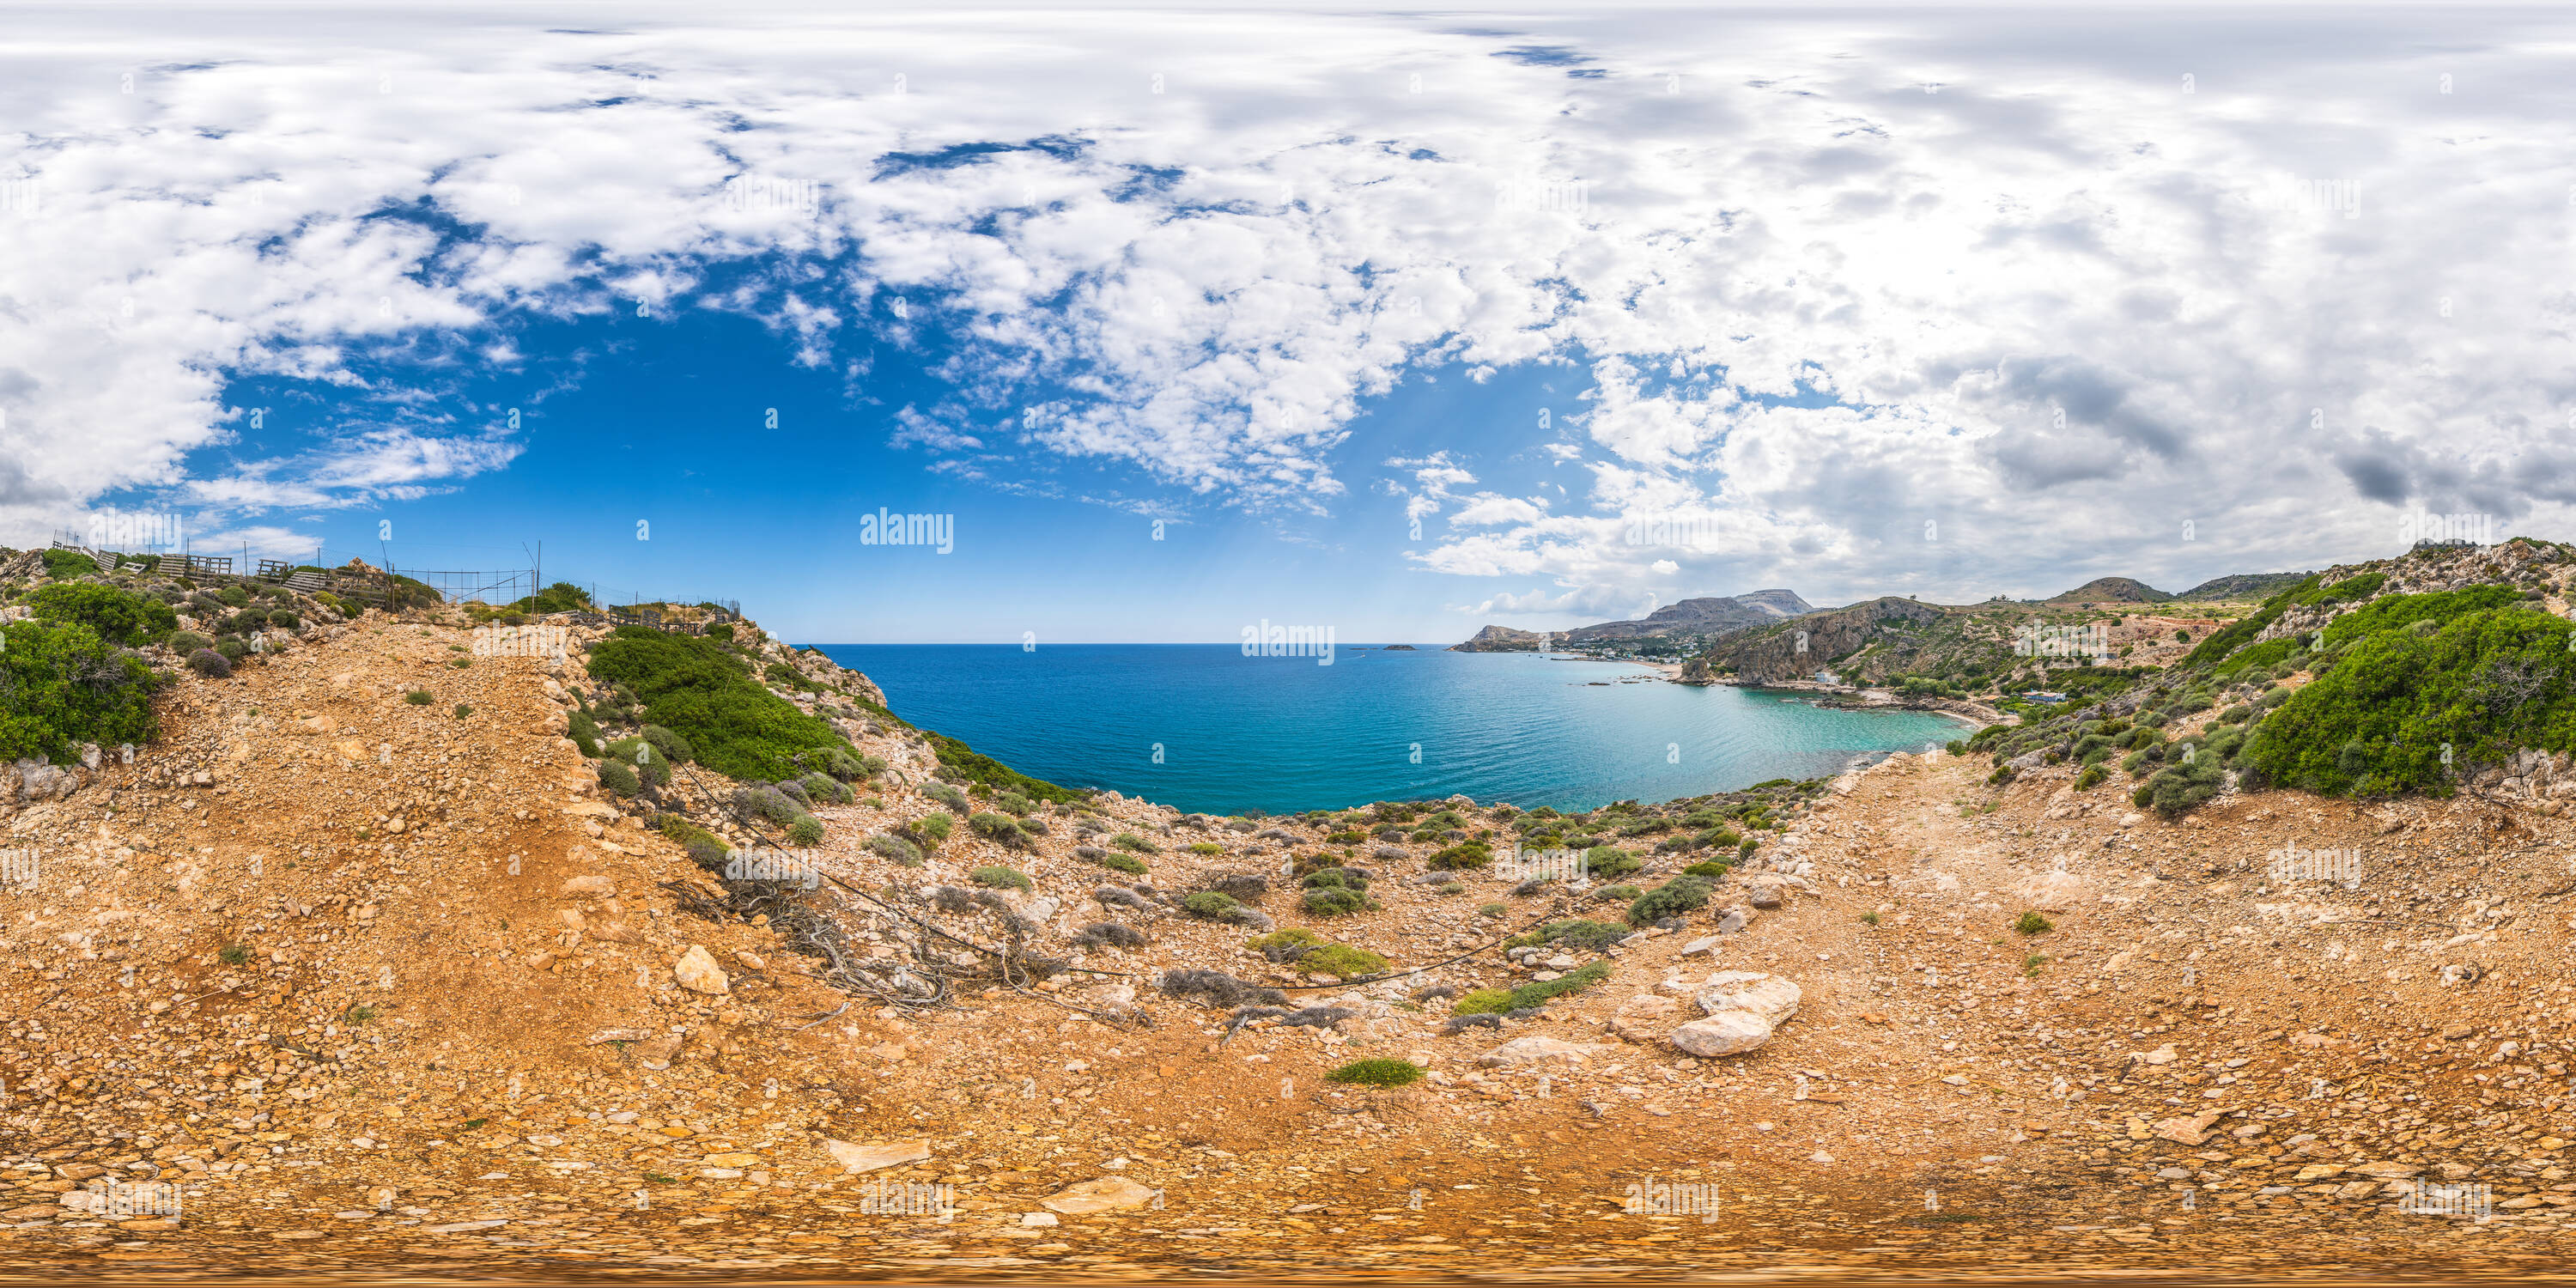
673, 945, 731, 994
1694, 971, 1801, 1026
1669, 1012, 1774, 1057
1744, 878, 1785, 909
1716, 907, 1750, 934
1040, 1176, 1158, 1214
560, 875, 615, 899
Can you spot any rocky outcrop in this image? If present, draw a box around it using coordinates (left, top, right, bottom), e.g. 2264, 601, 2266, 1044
1449, 624, 1548, 653
1701, 595, 1944, 684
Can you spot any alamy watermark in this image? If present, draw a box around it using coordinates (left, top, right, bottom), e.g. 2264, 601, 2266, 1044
1624, 1174, 1721, 1223
0, 848, 34, 890
1498, 845, 1589, 885
62, 1180, 180, 1218
1494, 176, 1588, 214
2267, 173, 2360, 220
1624, 513, 1719, 550
859, 508, 954, 555
857, 1178, 955, 1222
2397, 509, 2496, 548
1242, 620, 1335, 665
471, 623, 569, 663
2402, 1182, 2491, 1218
718, 176, 824, 217
724, 848, 822, 890
84, 508, 184, 550
2013, 622, 2110, 662
2266, 842, 2361, 886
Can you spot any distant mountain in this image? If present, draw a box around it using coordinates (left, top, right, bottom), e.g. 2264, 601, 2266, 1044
1566, 590, 1816, 641
1451, 589, 1816, 651
2045, 577, 2171, 605
2171, 571, 2313, 602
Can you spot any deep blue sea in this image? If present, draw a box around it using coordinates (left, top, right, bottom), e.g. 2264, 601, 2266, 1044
810, 644, 1975, 817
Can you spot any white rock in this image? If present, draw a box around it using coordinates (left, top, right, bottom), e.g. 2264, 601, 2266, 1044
1694, 971, 1801, 1026
1476, 1036, 1611, 1068
673, 945, 730, 994
1040, 1176, 1158, 1214
1020, 1212, 1060, 1226
1669, 1011, 1775, 1057
823, 1139, 931, 1173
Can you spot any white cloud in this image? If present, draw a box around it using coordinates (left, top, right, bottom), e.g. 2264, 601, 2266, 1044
0, 1, 2567, 612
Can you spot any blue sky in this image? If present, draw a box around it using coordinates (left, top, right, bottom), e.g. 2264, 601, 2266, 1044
11, 3, 2576, 641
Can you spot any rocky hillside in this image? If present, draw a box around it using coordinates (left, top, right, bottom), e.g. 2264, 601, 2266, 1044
9, 538, 2576, 1277
2046, 577, 2171, 605
1448, 623, 1548, 653
2172, 571, 2314, 602
1453, 589, 1814, 650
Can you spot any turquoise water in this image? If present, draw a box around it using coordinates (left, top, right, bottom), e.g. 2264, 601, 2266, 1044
812, 643, 1976, 817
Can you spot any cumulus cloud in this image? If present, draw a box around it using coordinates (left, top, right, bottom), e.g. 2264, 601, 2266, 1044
1, 2, 2566, 614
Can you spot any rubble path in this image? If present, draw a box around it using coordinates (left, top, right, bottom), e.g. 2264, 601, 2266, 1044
5, 619, 2576, 1278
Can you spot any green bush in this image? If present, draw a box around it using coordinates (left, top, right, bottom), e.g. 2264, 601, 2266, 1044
586, 627, 854, 781
1302, 884, 1374, 917
597, 759, 641, 796
1091, 851, 1148, 876
1109, 831, 1161, 854
1182, 890, 1247, 920
1476, 902, 1510, 917
1325, 1058, 1424, 1088
2247, 598, 2576, 798
1426, 841, 1493, 871
970, 865, 1030, 890
800, 771, 854, 805
993, 790, 1035, 817
30, 582, 175, 646
0, 620, 161, 762
657, 816, 730, 872
785, 815, 825, 846
641, 724, 696, 763
866, 833, 924, 866
2075, 763, 2108, 791
186, 647, 231, 677
1299, 943, 1388, 977
924, 781, 971, 811
914, 811, 955, 847
968, 811, 1023, 842
1680, 860, 1730, 878
1534, 918, 1630, 952
1247, 927, 1327, 954
167, 629, 210, 654
404, 690, 433, 705
2014, 910, 2054, 935
1583, 845, 1641, 879
567, 710, 602, 757
1625, 875, 1713, 927
1456, 960, 1614, 1014
926, 732, 1078, 804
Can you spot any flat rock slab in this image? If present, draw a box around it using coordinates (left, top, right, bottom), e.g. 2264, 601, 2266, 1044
1041, 1176, 1158, 1214
1670, 1012, 1774, 1057
825, 1139, 932, 1174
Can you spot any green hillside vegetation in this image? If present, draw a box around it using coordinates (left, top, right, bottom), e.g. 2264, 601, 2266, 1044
0, 616, 163, 762
584, 626, 854, 781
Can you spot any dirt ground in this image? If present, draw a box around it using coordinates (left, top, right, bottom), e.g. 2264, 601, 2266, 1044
7, 612, 2576, 1280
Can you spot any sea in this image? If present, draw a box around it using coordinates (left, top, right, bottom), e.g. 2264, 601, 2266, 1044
809, 643, 1977, 817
